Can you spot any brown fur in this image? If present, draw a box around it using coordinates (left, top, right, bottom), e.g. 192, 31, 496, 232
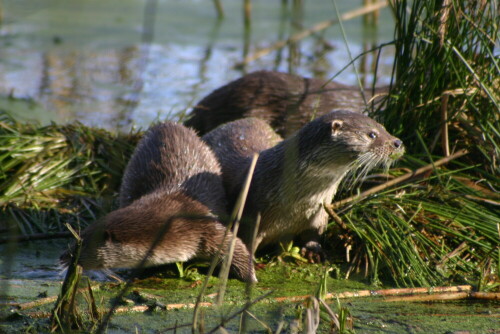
202, 118, 282, 203
119, 122, 226, 216
203, 111, 404, 257
185, 70, 388, 137
61, 122, 256, 282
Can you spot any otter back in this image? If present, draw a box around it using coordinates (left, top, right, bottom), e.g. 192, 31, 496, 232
61, 122, 257, 282
202, 117, 282, 205
119, 122, 226, 216
185, 70, 388, 137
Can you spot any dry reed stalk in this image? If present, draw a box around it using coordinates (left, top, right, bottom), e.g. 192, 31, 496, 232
116, 302, 213, 313
192, 153, 259, 331
438, 0, 452, 48
470, 292, 500, 300
244, 0, 251, 29
16, 285, 482, 320
26, 292, 500, 320
386, 292, 500, 302
217, 153, 259, 305
384, 292, 469, 302
212, 0, 224, 19
15, 295, 59, 311
441, 94, 450, 156
273, 285, 474, 303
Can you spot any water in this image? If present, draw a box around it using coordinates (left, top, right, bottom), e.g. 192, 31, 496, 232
0, 0, 395, 132
1, 241, 498, 334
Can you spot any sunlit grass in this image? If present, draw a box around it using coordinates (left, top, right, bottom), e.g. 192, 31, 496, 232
341, 170, 499, 287
0, 0, 497, 294
0, 111, 139, 234
323, 0, 500, 288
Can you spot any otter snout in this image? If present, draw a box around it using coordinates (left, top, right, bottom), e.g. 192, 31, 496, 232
393, 139, 403, 149
386, 137, 405, 161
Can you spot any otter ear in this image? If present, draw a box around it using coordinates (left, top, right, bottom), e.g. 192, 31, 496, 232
331, 120, 343, 135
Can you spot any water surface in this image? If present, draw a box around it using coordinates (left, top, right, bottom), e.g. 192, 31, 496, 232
1, 0, 395, 132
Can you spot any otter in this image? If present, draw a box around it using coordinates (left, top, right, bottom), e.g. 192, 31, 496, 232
202, 118, 282, 201
61, 122, 256, 282
185, 70, 388, 137
203, 111, 404, 261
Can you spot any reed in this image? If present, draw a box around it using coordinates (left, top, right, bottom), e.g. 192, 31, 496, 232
325, 0, 499, 288
380, 0, 499, 171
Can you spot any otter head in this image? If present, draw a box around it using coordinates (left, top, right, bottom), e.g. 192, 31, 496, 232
297, 110, 404, 179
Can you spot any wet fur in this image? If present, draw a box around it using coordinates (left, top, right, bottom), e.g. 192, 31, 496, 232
61, 122, 256, 282
119, 123, 226, 216
185, 70, 388, 137
202, 118, 282, 204
203, 111, 404, 253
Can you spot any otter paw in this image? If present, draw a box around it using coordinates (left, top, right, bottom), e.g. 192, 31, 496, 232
300, 241, 324, 263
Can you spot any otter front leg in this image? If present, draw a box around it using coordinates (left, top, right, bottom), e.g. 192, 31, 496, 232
299, 230, 324, 263
299, 208, 328, 263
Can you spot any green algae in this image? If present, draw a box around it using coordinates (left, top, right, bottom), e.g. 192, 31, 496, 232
2, 255, 498, 333
351, 299, 500, 333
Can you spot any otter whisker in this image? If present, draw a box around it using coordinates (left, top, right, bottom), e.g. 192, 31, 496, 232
341, 151, 390, 191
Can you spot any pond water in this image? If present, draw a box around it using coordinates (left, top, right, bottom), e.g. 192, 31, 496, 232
2, 240, 499, 333
1, 3, 499, 332
0, 0, 395, 132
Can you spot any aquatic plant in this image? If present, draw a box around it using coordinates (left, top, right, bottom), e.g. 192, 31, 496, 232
0, 0, 497, 295
0, 111, 139, 236
333, 0, 499, 287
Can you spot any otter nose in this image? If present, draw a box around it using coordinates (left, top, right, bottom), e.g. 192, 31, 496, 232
393, 139, 403, 149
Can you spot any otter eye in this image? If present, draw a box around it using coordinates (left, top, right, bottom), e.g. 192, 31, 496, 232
368, 131, 378, 139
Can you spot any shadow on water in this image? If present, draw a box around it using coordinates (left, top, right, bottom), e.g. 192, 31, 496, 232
0, 240, 66, 281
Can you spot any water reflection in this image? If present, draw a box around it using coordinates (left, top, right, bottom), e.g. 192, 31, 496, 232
0, 240, 66, 280
0, 0, 395, 132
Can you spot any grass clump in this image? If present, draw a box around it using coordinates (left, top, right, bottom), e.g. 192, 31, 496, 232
340, 165, 499, 287
0, 111, 139, 235
336, 0, 499, 288
382, 0, 499, 169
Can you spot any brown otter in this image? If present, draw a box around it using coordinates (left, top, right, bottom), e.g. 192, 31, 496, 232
61, 122, 256, 282
202, 118, 282, 202
185, 70, 388, 137
203, 111, 404, 260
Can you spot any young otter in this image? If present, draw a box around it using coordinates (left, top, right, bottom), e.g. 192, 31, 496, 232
61, 122, 256, 282
185, 70, 388, 137
203, 111, 404, 260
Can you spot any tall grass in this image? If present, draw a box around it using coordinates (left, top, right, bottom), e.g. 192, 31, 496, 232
339, 0, 499, 287
381, 0, 499, 171
340, 161, 499, 287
